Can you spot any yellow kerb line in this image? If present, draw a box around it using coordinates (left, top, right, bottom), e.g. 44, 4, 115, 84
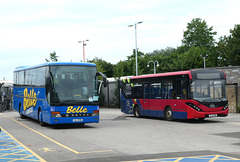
0, 113, 113, 154
0, 127, 46, 162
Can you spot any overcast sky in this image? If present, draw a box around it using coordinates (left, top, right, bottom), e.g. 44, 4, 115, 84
0, 0, 239, 81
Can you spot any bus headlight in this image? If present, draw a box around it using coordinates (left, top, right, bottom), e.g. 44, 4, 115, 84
186, 102, 203, 112
51, 112, 62, 117
222, 104, 228, 110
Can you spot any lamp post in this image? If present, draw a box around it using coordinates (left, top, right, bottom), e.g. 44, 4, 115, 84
200, 54, 208, 68
128, 21, 143, 76
78, 39, 89, 62
147, 60, 159, 74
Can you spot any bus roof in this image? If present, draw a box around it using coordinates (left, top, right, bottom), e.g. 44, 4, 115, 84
14, 62, 96, 72
129, 69, 226, 80
130, 70, 192, 80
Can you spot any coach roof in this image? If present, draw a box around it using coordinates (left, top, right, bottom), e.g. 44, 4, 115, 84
14, 62, 96, 72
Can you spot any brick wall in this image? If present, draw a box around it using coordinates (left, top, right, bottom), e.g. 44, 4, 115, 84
226, 85, 239, 113
212, 66, 240, 113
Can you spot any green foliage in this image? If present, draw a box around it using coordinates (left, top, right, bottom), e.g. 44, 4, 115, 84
45, 51, 59, 62
182, 18, 217, 51
87, 18, 239, 79
89, 57, 114, 77
217, 24, 240, 66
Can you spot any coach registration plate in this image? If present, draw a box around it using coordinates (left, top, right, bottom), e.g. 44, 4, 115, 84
73, 119, 83, 122
209, 114, 217, 117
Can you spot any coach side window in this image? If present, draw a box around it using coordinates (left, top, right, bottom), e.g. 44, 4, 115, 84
18, 71, 25, 85
36, 67, 46, 86
13, 72, 18, 85
25, 69, 36, 85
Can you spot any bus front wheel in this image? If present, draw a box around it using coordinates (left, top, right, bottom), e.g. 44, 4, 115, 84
164, 107, 173, 121
134, 106, 141, 118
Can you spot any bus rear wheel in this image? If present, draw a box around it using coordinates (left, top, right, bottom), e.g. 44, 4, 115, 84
164, 107, 173, 121
134, 106, 141, 118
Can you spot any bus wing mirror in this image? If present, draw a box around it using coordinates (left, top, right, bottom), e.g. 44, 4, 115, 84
97, 72, 107, 87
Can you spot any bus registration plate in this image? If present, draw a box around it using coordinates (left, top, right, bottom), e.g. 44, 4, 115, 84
209, 114, 217, 117
73, 119, 83, 122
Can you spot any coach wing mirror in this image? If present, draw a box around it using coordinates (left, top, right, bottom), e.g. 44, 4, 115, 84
97, 72, 107, 87
46, 71, 53, 87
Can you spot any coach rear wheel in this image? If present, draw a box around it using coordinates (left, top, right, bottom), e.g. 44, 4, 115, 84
164, 107, 173, 121
134, 106, 141, 118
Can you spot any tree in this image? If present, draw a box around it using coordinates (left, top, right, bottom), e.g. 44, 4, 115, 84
179, 18, 218, 68
177, 46, 204, 70
89, 57, 114, 77
217, 24, 240, 66
182, 18, 217, 51
45, 51, 59, 62
113, 61, 126, 78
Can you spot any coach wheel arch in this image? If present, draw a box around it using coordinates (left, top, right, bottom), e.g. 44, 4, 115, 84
134, 105, 141, 118
38, 107, 45, 126
18, 103, 21, 113
19, 103, 26, 119
164, 106, 173, 121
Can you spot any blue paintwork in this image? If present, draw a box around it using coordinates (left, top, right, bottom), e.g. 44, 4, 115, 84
13, 87, 99, 125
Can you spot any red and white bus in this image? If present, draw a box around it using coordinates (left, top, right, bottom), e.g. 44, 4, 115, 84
121, 69, 228, 120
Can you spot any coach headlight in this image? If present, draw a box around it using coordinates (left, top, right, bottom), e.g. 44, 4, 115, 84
186, 102, 203, 112
51, 112, 62, 117
92, 110, 99, 117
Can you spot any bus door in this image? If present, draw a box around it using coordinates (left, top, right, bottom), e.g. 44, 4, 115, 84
149, 82, 162, 116
142, 83, 149, 115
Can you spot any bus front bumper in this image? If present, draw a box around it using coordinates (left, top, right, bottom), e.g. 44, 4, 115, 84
187, 108, 229, 119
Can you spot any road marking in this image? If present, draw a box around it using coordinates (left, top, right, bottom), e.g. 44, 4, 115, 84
39, 148, 56, 152
0, 127, 46, 162
226, 122, 240, 126
0, 113, 114, 155
124, 155, 240, 162
209, 155, 221, 162
77, 150, 113, 154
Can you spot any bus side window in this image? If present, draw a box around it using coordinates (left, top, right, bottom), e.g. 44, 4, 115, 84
162, 81, 173, 99
150, 82, 162, 99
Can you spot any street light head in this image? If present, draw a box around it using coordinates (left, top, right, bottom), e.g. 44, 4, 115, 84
128, 25, 133, 27
78, 41, 82, 43
138, 21, 143, 24
86, 39, 89, 41
147, 64, 149, 67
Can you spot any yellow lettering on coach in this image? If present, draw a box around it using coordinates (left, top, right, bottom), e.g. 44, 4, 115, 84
23, 88, 37, 111
66, 106, 88, 113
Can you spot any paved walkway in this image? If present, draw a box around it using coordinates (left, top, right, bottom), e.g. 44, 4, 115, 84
0, 128, 45, 162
